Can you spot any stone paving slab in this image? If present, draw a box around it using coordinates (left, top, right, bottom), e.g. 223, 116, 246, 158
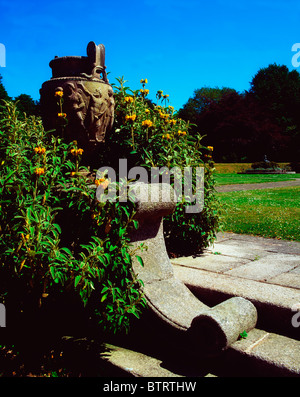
211, 232, 300, 256
102, 343, 185, 377
172, 252, 300, 287
171, 232, 300, 339
171, 253, 248, 273
227, 329, 300, 376
267, 273, 300, 289
172, 232, 300, 286
223, 254, 299, 282
207, 243, 269, 261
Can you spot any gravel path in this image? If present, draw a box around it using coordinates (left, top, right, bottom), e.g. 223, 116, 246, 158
216, 179, 300, 192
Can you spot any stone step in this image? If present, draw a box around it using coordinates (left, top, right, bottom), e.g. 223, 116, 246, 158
223, 328, 300, 377
172, 263, 300, 340
101, 328, 300, 377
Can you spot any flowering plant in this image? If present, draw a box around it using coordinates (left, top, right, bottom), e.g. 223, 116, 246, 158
0, 100, 145, 335
103, 77, 221, 255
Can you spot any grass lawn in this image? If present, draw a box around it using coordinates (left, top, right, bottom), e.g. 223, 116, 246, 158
218, 186, 300, 241
214, 173, 300, 186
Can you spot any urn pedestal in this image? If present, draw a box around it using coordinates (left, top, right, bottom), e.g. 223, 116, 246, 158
40, 41, 114, 167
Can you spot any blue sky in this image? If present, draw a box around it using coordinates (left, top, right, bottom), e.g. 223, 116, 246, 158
1, 0, 300, 111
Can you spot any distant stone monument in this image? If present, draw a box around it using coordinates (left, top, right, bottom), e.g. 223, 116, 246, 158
40, 42, 114, 166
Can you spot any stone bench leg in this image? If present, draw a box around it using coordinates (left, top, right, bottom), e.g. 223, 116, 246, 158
129, 183, 257, 356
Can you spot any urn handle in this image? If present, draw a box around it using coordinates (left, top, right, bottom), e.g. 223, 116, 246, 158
86, 41, 108, 82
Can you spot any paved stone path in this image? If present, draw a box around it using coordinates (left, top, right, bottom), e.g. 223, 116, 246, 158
172, 232, 300, 296
216, 178, 300, 192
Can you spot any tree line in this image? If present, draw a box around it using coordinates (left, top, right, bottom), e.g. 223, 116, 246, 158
1, 64, 300, 164
177, 63, 300, 164
0, 74, 40, 118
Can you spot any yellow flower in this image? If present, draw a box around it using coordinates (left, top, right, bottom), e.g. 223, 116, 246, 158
140, 89, 149, 96
70, 148, 84, 156
178, 130, 187, 136
142, 119, 153, 128
34, 146, 46, 155
162, 134, 171, 140
125, 114, 137, 122
55, 91, 63, 97
159, 112, 169, 120
145, 109, 150, 113
58, 113, 67, 118
95, 178, 110, 189
21, 233, 30, 241
207, 146, 214, 151
168, 119, 176, 125
125, 96, 134, 103
140, 79, 148, 84
95, 177, 106, 186
35, 167, 45, 175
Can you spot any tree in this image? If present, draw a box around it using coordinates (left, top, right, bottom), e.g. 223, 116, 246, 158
0, 73, 10, 102
14, 94, 40, 117
249, 63, 300, 161
178, 64, 300, 162
197, 91, 285, 162
177, 86, 237, 132
249, 64, 300, 128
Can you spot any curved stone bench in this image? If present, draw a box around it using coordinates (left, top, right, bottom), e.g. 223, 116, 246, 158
129, 183, 257, 356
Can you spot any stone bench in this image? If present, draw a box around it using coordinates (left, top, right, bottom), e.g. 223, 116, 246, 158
129, 183, 257, 356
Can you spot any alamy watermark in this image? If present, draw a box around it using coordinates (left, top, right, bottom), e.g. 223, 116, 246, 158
0, 43, 5, 67
95, 159, 205, 214
291, 43, 300, 68
0, 303, 5, 327
291, 303, 300, 328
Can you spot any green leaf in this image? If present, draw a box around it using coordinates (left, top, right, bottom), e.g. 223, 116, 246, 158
136, 255, 144, 267
74, 275, 82, 288
239, 330, 248, 339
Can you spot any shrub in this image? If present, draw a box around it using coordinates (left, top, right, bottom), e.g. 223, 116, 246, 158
0, 100, 146, 336
0, 74, 221, 340
289, 161, 300, 173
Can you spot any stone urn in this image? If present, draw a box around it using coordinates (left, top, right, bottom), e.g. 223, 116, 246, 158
40, 41, 114, 166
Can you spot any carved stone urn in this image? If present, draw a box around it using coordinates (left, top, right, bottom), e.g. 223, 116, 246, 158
40, 41, 114, 166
